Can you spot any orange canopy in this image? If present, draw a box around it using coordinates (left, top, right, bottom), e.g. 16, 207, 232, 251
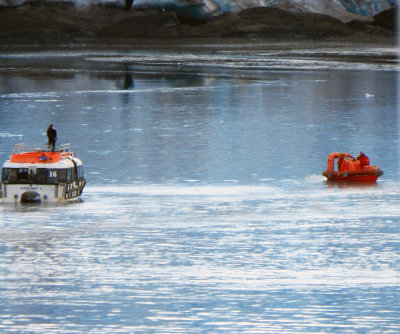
10, 152, 63, 164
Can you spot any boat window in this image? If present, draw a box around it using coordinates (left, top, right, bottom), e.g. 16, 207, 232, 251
47, 169, 58, 184
78, 166, 84, 179
66, 168, 71, 182
68, 168, 73, 182
17, 168, 29, 183
71, 165, 77, 181
58, 169, 68, 183
9, 169, 17, 183
2, 168, 24, 183
36, 168, 47, 183
1, 168, 10, 182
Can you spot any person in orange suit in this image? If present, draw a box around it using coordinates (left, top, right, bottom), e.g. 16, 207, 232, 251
357, 152, 370, 168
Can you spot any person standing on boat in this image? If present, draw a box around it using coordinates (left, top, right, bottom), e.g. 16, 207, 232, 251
357, 152, 370, 168
47, 124, 57, 152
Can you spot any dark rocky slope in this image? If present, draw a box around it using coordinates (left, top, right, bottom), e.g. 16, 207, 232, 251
0, 1, 396, 45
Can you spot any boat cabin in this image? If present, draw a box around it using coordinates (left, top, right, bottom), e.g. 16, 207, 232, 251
1, 143, 86, 203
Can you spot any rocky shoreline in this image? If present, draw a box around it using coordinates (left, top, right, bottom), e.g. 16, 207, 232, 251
0, 1, 396, 47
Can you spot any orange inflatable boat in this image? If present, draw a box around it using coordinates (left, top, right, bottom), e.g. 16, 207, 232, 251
322, 152, 383, 183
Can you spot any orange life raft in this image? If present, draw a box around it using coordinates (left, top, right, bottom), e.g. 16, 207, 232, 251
322, 152, 383, 183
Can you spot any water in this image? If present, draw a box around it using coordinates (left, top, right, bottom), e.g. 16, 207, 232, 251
0, 44, 399, 333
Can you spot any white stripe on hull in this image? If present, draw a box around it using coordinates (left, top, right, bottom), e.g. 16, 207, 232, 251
0, 182, 85, 203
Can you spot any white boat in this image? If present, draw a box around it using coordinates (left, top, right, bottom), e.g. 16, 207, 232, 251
1, 143, 86, 204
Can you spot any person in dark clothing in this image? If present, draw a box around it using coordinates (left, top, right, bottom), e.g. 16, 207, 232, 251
47, 124, 57, 152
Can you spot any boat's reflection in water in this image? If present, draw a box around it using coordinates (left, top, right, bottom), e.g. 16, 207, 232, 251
325, 180, 380, 188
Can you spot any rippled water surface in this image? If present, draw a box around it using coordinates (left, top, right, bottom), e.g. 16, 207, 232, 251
0, 44, 399, 333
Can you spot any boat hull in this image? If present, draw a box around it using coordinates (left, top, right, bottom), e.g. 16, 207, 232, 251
322, 169, 383, 183
0, 181, 85, 204
324, 174, 380, 183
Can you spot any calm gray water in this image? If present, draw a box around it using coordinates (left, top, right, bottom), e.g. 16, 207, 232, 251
0, 44, 399, 333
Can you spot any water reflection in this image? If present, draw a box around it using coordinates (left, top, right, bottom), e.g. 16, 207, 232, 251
325, 180, 380, 188
122, 72, 134, 90
0, 64, 397, 184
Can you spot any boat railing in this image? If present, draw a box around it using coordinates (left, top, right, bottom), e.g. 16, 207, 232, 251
59, 144, 71, 153
13, 143, 71, 153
